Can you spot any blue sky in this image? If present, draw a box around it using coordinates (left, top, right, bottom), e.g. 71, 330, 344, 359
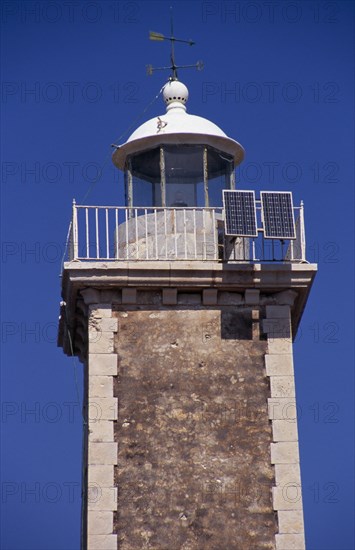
1, 1, 354, 549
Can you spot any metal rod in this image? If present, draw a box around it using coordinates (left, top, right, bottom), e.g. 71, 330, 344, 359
203, 147, 209, 208
127, 159, 133, 214
193, 209, 197, 259
135, 209, 139, 259
160, 147, 166, 207
154, 209, 158, 259
105, 208, 109, 259
85, 208, 89, 259
145, 209, 149, 260
300, 201, 306, 261
95, 208, 99, 259
125, 208, 129, 260
115, 208, 119, 259
72, 199, 78, 260
183, 209, 187, 259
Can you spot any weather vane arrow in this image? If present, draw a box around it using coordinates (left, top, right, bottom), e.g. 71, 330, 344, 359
146, 9, 203, 80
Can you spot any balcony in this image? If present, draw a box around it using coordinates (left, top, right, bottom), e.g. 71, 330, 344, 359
65, 201, 307, 265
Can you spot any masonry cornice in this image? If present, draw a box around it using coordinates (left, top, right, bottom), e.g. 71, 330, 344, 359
58, 261, 317, 358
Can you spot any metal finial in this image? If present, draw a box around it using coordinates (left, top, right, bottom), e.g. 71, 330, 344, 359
147, 8, 203, 80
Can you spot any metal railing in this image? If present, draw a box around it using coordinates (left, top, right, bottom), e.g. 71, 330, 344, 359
66, 201, 306, 263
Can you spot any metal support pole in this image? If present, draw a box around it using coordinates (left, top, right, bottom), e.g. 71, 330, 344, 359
160, 146, 166, 207
300, 200, 306, 261
72, 199, 78, 260
203, 147, 209, 207
126, 158, 133, 217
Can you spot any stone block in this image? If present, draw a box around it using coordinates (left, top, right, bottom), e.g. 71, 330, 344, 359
275, 463, 301, 486
87, 487, 117, 511
89, 398, 117, 421
270, 376, 295, 398
162, 288, 177, 305
252, 309, 260, 320
266, 305, 291, 319
88, 331, 114, 354
88, 465, 114, 486
278, 510, 304, 534
273, 486, 303, 510
275, 533, 305, 550
245, 289, 260, 304
262, 319, 291, 339
89, 376, 113, 398
88, 442, 118, 465
122, 288, 137, 304
90, 317, 118, 333
89, 420, 114, 442
203, 289, 218, 305
272, 419, 298, 442
265, 355, 294, 376
89, 303, 112, 317
268, 398, 297, 421
89, 354, 118, 375
271, 442, 299, 464
87, 511, 113, 534
267, 338, 292, 354
88, 535, 117, 550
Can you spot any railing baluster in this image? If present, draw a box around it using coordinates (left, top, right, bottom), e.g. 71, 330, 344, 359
164, 209, 168, 260
183, 209, 187, 259
193, 209, 197, 259
95, 208, 99, 259
115, 208, 119, 259
154, 209, 158, 259
135, 209, 139, 259
125, 208, 129, 260
300, 201, 306, 262
105, 208, 109, 259
212, 208, 217, 260
85, 208, 89, 259
174, 209, 178, 259
72, 199, 78, 260
145, 209, 149, 260
202, 209, 207, 260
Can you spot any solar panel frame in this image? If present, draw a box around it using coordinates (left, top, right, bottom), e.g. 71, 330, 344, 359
261, 191, 296, 240
223, 190, 258, 237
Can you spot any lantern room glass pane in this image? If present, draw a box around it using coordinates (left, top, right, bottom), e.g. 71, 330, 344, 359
164, 145, 204, 207
125, 144, 235, 208
207, 148, 234, 207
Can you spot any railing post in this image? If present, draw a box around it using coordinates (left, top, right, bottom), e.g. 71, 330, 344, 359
72, 199, 79, 260
300, 200, 306, 261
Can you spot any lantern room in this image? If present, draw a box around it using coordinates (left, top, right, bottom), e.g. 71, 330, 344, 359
112, 80, 245, 208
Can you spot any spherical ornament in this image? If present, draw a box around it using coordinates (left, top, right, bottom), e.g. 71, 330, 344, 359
163, 80, 189, 105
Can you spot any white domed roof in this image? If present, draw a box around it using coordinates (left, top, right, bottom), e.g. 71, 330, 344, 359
112, 80, 244, 169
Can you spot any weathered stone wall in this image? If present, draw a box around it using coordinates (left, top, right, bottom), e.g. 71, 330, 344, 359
112, 304, 277, 550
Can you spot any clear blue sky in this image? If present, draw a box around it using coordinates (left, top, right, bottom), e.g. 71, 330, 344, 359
1, 1, 354, 549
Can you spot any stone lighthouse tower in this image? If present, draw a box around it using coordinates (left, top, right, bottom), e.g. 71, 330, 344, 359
58, 41, 317, 550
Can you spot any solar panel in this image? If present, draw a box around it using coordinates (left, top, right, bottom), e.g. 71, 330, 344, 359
261, 192, 296, 239
223, 190, 258, 237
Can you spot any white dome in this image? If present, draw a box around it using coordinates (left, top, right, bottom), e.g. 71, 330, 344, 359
112, 80, 245, 169
127, 109, 228, 142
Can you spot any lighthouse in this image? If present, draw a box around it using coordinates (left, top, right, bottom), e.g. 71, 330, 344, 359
58, 31, 317, 550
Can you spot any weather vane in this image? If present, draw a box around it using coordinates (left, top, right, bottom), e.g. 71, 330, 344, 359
146, 8, 203, 81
